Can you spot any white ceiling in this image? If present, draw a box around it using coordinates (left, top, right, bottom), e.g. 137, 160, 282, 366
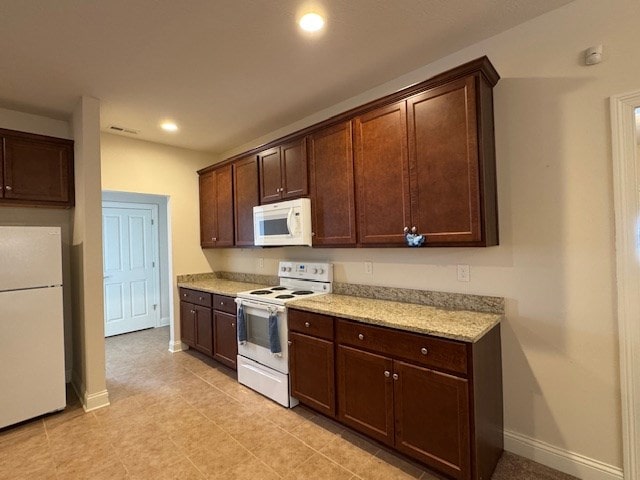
0, 0, 574, 153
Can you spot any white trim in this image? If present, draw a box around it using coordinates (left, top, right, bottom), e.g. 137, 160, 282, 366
611, 91, 640, 480
82, 390, 110, 412
169, 339, 186, 353
504, 430, 623, 480
70, 378, 110, 412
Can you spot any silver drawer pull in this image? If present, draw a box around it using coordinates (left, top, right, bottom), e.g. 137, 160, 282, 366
220, 301, 225, 305
392, 373, 399, 380
358, 333, 364, 340
305, 322, 310, 328
5, 185, 12, 191
287, 340, 292, 346
384, 370, 390, 378
421, 347, 428, 355
231, 323, 235, 327
199, 297, 204, 301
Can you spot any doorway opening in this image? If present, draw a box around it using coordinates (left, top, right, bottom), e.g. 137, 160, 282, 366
101, 191, 172, 338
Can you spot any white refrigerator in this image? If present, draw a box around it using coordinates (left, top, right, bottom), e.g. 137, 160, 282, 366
0, 226, 66, 429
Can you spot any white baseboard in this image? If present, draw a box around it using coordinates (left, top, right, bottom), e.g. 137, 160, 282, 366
70, 377, 110, 413
159, 316, 170, 327
168, 339, 186, 353
504, 429, 623, 480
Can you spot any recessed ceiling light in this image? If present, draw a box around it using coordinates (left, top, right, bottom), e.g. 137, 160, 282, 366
161, 121, 178, 132
299, 13, 324, 32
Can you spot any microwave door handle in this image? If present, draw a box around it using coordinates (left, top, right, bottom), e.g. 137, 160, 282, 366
286, 207, 294, 236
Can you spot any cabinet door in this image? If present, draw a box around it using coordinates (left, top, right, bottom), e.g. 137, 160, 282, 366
354, 101, 411, 245
3, 136, 74, 205
259, 147, 282, 203
337, 345, 394, 446
199, 170, 217, 248
213, 311, 238, 369
194, 305, 213, 357
214, 164, 234, 247
180, 301, 196, 348
394, 361, 470, 480
407, 76, 481, 245
309, 122, 356, 246
281, 138, 308, 199
290, 332, 335, 417
233, 156, 259, 246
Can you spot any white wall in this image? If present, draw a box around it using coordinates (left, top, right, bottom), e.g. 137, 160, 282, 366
0, 107, 71, 139
100, 133, 219, 349
216, 0, 640, 472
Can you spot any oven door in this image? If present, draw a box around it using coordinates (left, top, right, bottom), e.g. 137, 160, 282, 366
236, 299, 289, 374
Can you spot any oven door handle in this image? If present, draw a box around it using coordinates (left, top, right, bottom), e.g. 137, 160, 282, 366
235, 298, 286, 313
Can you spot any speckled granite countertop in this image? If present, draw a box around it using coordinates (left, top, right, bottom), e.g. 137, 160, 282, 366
287, 294, 501, 343
177, 272, 502, 342
177, 278, 268, 297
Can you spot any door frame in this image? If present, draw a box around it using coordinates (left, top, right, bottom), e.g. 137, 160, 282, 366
102, 191, 172, 331
610, 91, 640, 480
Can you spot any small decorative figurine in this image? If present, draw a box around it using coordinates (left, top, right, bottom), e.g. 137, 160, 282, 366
404, 226, 425, 247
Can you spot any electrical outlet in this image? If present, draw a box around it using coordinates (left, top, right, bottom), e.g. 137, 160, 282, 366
364, 261, 373, 275
257, 257, 264, 269
457, 264, 470, 282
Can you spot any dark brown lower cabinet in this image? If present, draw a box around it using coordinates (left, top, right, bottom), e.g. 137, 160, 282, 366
194, 305, 213, 356
288, 308, 503, 480
179, 289, 238, 370
336, 345, 394, 445
394, 361, 470, 479
213, 311, 238, 369
289, 332, 335, 417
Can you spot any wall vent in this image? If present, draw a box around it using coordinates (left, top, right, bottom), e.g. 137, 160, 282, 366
108, 125, 139, 135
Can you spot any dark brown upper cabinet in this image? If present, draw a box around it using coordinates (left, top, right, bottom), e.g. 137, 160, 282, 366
407, 75, 497, 246
258, 137, 308, 204
232, 155, 259, 246
354, 101, 411, 246
308, 121, 356, 246
199, 164, 234, 248
0, 129, 74, 208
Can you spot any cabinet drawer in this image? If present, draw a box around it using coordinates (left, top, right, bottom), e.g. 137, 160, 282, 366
179, 288, 212, 308
288, 309, 334, 340
336, 319, 468, 376
213, 294, 236, 314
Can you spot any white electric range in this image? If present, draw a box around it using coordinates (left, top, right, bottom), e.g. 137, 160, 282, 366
234, 261, 333, 407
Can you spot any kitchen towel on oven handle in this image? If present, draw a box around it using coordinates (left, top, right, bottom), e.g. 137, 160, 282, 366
268, 309, 282, 357
237, 305, 247, 345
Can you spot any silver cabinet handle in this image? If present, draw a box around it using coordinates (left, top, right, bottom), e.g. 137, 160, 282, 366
421, 347, 428, 355
304, 322, 310, 328
183, 293, 187, 297
212, 237, 217, 241
220, 301, 225, 306
199, 297, 204, 301
190, 309, 195, 314
392, 373, 399, 380
358, 333, 364, 340
287, 340, 292, 346
231, 323, 235, 327
384, 370, 390, 378
5, 186, 12, 191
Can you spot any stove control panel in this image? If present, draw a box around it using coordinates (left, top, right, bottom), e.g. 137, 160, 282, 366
278, 261, 333, 282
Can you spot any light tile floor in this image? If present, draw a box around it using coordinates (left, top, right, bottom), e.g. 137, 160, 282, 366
0, 327, 578, 480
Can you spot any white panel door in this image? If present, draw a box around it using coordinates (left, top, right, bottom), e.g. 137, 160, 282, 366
102, 202, 159, 337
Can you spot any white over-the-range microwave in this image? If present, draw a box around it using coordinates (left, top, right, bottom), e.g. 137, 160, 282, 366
253, 198, 313, 246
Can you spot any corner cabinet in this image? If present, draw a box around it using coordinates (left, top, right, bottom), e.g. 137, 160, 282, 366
0, 129, 74, 208
258, 137, 308, 204
199, 164, 234, 248
287, 308, 504, 480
